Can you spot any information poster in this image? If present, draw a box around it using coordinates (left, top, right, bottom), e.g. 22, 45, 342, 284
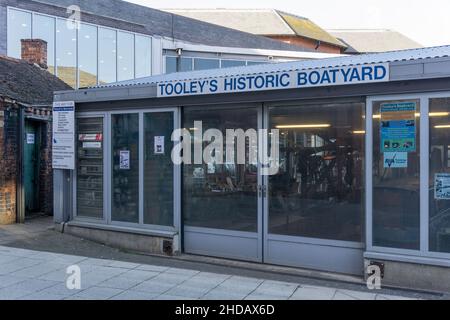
435, 173, 450, 200
154, 136, 165, 155
26, 133, 35, 145
52, 101, 75, 170
380, 102, 416, 153
384, 152, 408, 168
119, 150, 130, 170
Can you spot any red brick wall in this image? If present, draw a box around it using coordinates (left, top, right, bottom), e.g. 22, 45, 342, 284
38, 121, 53, 215
267, 35, 344, 54
21, 39, 48, 69
0, 101, 18, 225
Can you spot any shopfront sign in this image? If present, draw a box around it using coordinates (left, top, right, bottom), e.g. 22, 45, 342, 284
52, 101, 75, 170
380, 102, 416, 153
157, 63, 389, 97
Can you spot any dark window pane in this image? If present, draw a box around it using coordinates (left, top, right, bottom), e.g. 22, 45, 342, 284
144, 112, 174, 226
373, 100, 420, 250
98, 28, 117, 84
165, 56, 177, 74
112, 114, 139, 223
183, 107, 258, 232
221, 60, 246, 68
268, 103, 365, 242
78, 23, 98, 87
56, 19, 77, 88
429, 98, 450, 253
7, 9, 31, 59
33, 14, 55, 74
194, 58, 220, 71
180, 58, 193, 72
135, 35, 152, 78
77, 118, 104, 219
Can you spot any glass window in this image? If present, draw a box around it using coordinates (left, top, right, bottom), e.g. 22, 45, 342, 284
165, 56, 177, 74
7, 9, 32, 59
372, 100, 420, 250
247, 61, 269, 66
180, 57, 193, 72
111, 114, 139, 223
135, 35, 152, 78
429, 98, 450, 253
56, 19, 77, 88
194, 58, 220, 71
32, 14, 55, 74
183, 107, 259, 232
78, 23, 98, 88
76, 118, 104, 219
98, 28, 117, 84
268, 102, 365, 242
144, 113, 174, 226
221, 60, 246, 68
117, 32, 134, 81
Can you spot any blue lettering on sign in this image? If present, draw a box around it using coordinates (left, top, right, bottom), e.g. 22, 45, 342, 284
157, 63, 389, 97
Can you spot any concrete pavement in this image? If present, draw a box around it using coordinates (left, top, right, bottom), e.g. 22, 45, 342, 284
0, 245, 419, 300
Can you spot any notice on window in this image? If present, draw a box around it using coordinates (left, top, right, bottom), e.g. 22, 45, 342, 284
119, 150, 130, 170
384, 152, 408, 168
52, 101, 75, 170
380, 102, 416, 153
26, 133, 35, 145
154, 136, 165, 155
435, 173, 450, 200
83, 142, 102, 149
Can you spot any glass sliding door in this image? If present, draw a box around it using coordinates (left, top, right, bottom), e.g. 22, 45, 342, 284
144, 112, 174, 226
372, 100, 420, 250
111, 113, 140, 223
183, 106, 262, 262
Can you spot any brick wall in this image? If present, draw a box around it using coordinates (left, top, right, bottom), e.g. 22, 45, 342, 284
0, 100, 18, 224
267, 35, 344, 54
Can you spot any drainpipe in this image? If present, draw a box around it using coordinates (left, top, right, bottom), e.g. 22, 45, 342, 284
16, 104, 25, 223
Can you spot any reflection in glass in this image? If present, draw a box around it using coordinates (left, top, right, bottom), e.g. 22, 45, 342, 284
135, 35, 152, 78
78, 23, 98, 87
221, 60, 246, 68
144, 113, 174, 226
33, 14, 56, 74
77, 118, 104, 219
112, 114, 139, 223
429, 98, 450, 253
180, 58, 193, 72
373, 100, 420, 250
118, 32, 135, 81
7, 9, 31, 59
268, 103, 364, 242
56, 19, 77, 88
194, 58, 220, 71
184, 108, 258, 232
98, 28, 117, 84
165, 56, 177, 74
247, 61, 269, 66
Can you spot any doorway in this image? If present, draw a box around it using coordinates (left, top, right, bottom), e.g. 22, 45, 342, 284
24, 120, 40, 215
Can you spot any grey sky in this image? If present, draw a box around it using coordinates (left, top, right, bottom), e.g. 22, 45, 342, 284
125, 0, 450, 47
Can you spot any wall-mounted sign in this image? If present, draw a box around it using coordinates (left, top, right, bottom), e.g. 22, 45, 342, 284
380, 102, 416, 153
83, 142, 102, 149
154, 136, 165, 155
435, 173, 450, 200
52, 101, 75, 170
157, 63, 389, 97
384, 152, 408, 168
119, 150, 130, 170
26, 133, 35, 145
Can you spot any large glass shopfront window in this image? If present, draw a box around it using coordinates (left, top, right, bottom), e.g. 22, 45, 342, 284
372, 100, 420, 250
429, 98, 450, 254
111, 114, 140, 223
268, 102, 365, 242
183, 107, 259, 232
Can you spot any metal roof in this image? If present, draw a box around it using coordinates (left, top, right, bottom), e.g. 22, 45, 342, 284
93, 45, 450, 90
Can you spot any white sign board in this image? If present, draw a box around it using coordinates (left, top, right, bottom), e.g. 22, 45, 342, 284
26, 133, 35, 145
157, 63, 390, 98
154, 136, 165, 155
52, 101, 75, 170
435, 173, 450, 200
384, 152, 408, 168
119, 150, 130, 170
